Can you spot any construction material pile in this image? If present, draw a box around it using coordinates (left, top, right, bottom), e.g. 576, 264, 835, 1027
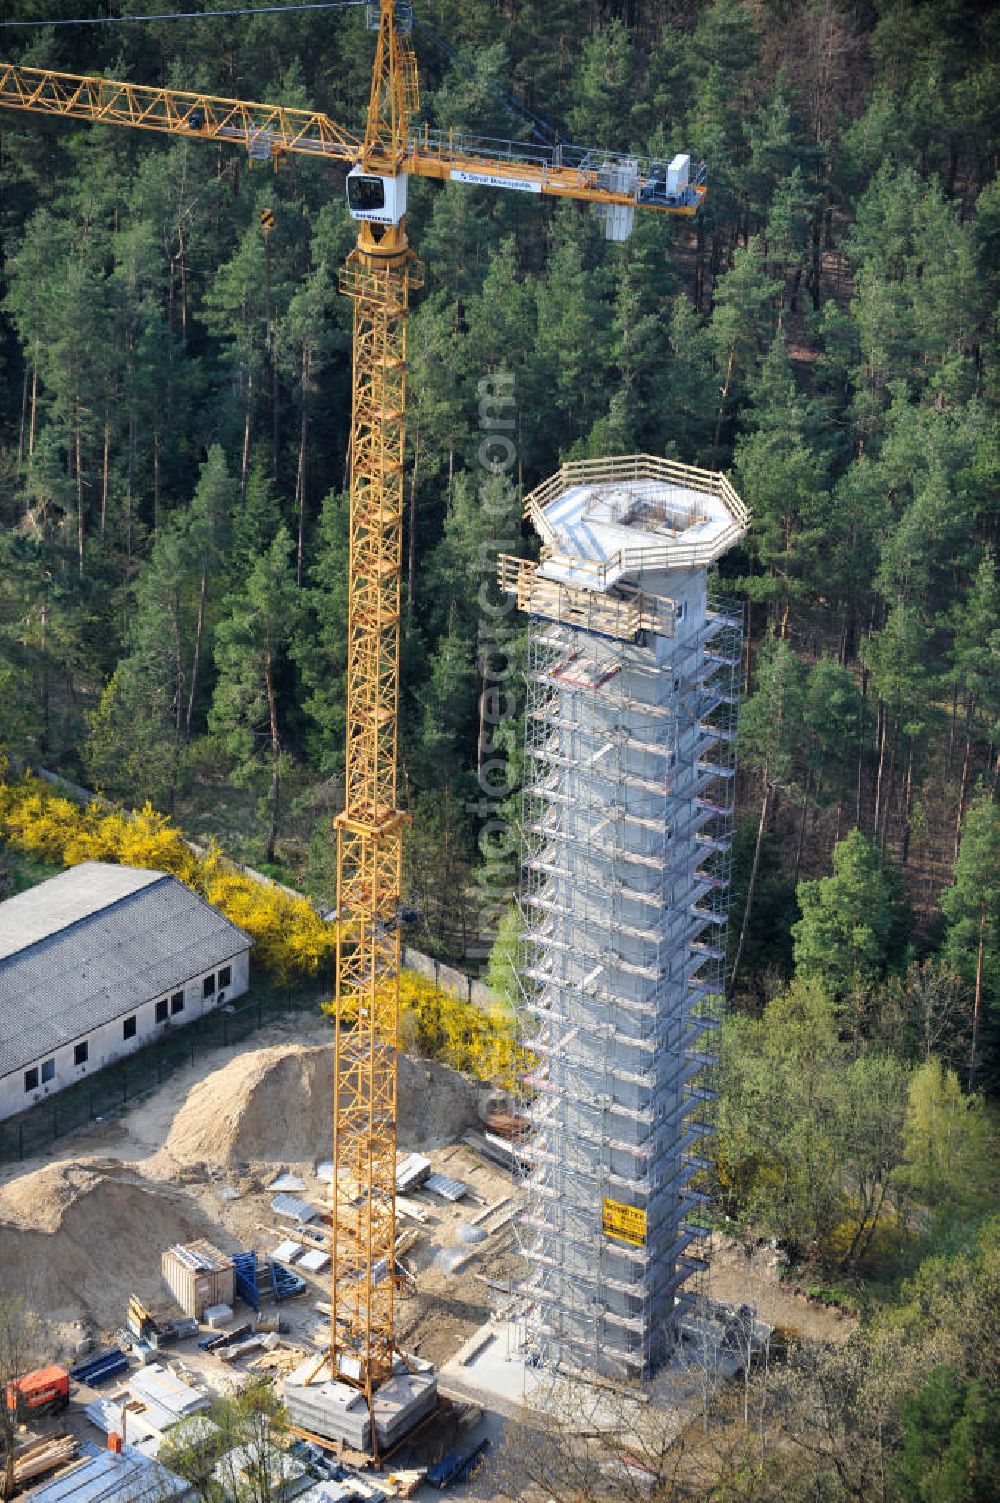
0, 1160, 217, 1328
284, 1357, 438, 1452
7, 1435, 77, 1490
0, 1038, 482, 1340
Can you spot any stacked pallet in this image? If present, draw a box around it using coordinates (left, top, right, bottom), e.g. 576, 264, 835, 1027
384, 1472, 426, 1500
11, 1434, 77, 1488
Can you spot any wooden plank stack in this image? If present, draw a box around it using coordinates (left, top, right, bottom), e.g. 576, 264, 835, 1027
11, 1434, 78, 1489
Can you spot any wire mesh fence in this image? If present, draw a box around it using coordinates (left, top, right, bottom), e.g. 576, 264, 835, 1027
0, 976, 330, 1167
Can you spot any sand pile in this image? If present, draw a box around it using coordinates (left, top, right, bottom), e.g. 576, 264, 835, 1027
397, 1053, 480, 1146
0, 1040, 481, 1336
0, 1159, 219, 1327
157, 1043, 478, 1171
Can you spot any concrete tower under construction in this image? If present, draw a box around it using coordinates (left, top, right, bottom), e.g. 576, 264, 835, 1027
500, 454, 749, 1379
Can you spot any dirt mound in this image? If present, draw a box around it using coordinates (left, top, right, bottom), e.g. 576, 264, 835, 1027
0, 1159, 220, 1327
158, 1043, 478, 1171
398, 1053, 480, 1148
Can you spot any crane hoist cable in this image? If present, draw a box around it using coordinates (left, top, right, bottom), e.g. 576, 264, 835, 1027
0, 2, 366, 27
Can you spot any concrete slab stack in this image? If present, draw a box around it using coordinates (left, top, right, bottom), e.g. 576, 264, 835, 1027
370, 1372, 437, 1448
284, 1361, 371, 1451
283, 1359, 438, 1452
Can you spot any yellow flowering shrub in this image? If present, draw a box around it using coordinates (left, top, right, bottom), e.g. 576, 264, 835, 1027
3, 789, 87, 862
324, 972, 524, 1087
0, 773, 526, 1085
97, 804, 198, 881
397, 971, 524, 1089
0, 774, 335, 982
201, 866, 333, 984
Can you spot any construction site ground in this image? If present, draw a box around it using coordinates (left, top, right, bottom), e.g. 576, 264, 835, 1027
0, 1015, 854, 1500
0, 1015, 519, 1497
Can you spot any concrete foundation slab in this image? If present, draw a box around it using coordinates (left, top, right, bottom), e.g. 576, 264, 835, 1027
437, 1319, 543, 1418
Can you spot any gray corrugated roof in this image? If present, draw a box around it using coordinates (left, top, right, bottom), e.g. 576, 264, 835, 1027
0, 861, 163, 960
0, 863, 252, 1079
26, 1448, 189, 1503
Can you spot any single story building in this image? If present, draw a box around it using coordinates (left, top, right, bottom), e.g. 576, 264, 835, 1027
25, 1446, 191, 1503
0, 861, 252, 1122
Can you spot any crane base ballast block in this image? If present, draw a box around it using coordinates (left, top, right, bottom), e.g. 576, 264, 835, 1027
284, 1361, 437, 1453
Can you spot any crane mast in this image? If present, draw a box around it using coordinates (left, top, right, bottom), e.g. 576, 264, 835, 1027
0, 0, 707, 1432
331, 0, 419, 1401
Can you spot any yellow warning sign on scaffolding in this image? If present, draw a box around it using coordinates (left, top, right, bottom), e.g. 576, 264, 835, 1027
602, 1198, 647, 1247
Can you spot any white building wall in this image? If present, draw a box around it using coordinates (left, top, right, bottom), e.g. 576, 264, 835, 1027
0, 948, 250, 1122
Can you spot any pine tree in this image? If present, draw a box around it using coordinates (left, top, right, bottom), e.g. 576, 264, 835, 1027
731, 637, 806, 988
660, 295, 717, 463
951, 553, 1000, 851
564, 20, 635, 146
184, 446, 237, 736
734, 333, 830, 635
210, 526, 301, 863
941, 797, 1000, 1092
85, 521, 200, 810
709, 236, 781, 449
293, 489, 349, 778
863, 603, 934, 850
202, 226, 269, 505
410, 606, 478, 789
280, 257, 343, 585
533, 208, 612, 458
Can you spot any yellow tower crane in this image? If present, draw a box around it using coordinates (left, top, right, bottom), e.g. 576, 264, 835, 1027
0, 0, 706, 1421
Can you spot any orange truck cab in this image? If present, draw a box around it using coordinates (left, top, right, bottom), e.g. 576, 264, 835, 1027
5, 1367, 70, 1420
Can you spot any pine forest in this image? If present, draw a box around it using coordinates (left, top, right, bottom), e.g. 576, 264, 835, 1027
0, 2, 999, 1496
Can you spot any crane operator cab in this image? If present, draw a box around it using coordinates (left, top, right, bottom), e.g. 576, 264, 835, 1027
347, 165, 408, 227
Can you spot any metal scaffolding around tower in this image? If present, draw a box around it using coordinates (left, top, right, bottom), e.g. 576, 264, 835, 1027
500, 455, 748, 1379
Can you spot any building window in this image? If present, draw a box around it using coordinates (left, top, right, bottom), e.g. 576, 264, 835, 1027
219, 965, 232, 989
171, 991, 184, 1015
123, 1015, 137, 1040
203, 974, 216, 999
41, 1058, 55, 1084
155, 999, 169, 1024
74, 1042, 89, 1067
24, 1067, 38, 1093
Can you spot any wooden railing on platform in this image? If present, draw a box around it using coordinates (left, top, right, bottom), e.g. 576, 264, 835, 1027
498, 555, 676, 642
521, 454, 749, 586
